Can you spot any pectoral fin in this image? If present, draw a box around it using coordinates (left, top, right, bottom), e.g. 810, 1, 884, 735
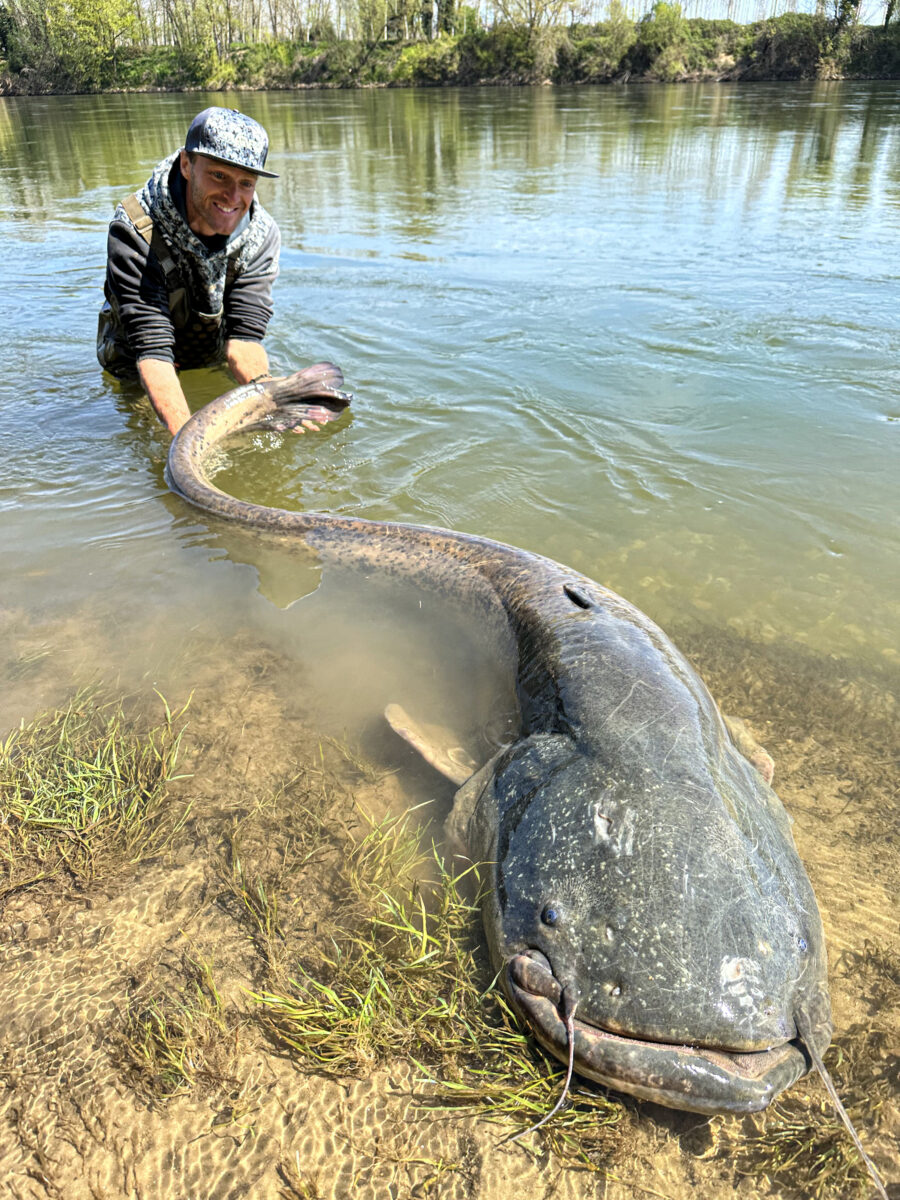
384, 702, 478, 786
724, 714, 775, 785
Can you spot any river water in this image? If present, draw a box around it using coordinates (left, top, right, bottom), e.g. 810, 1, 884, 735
0, 82, 898, 1198
1, 85, 898, 695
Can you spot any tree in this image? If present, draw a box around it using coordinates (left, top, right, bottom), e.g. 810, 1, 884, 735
4, 0, 139, 86
493, 0, 569, 30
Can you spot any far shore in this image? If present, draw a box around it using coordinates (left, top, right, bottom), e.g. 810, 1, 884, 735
3, 13, 899, 97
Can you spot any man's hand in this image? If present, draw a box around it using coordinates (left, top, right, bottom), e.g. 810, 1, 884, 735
226, 339, 320, 433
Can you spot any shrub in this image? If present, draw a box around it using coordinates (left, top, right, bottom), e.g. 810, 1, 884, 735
393, 36, 461, 84
738, 12, 829, 80
562, 5, 636, 80
457, 24, 536, 82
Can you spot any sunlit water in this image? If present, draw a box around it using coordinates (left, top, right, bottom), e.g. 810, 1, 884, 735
0, 82, 898, 729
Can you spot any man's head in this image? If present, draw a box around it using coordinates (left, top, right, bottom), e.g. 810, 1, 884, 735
179, 107, 277, 239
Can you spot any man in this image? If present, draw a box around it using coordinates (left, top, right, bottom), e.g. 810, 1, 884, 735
98, 107, 281, 436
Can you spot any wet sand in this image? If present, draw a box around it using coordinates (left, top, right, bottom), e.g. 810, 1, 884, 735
0, 605, 897, 1200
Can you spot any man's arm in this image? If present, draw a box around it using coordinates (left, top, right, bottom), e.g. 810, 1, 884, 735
140, 342, 270, 438
226, 338, 271, 385
138, 358, 191, 436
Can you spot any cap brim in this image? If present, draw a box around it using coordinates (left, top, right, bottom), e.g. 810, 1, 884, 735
190, 150, 278, 179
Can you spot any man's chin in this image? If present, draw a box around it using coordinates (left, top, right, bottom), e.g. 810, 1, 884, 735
209, 220, 240, 237
193, 208, 243, 238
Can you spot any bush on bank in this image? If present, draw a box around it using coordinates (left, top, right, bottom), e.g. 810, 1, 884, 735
2, 6, 900, 94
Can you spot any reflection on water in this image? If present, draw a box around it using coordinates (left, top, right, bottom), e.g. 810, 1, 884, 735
3, 84, 900, 228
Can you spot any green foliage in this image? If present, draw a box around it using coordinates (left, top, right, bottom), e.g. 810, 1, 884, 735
845, 20, 900, 74
738, 12, 830, 79
562, 2, 636, 80
4, 0, 139, 88
630, 0, 721, 79
639, 0, 687, 58
456, 5, 480, 34
394, 35, 461, 84
0, 0, 897, 92
457, 24, 537, 81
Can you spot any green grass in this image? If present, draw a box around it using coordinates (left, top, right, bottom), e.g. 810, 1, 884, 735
5, 643, 53, 681
724, 932, 898, 1198
120, 952, 240, 1101
0, 688, 191, 881
725, 1026, 894, 1197
249, 805, 623, 1166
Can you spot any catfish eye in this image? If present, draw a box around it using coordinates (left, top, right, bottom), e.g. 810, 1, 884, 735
797, 937, 808, 953
541, 905, 559, 927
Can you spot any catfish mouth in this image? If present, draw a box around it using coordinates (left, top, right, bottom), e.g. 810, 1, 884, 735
505, 953, 811, 1115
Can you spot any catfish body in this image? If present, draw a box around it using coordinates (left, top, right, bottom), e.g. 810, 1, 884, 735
167, 366, 831, 1114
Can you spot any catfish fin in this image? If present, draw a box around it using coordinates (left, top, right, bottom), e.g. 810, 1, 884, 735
244, 362, 353, 432
445, 747, 506, 862
246, 399, 349, 434
384, 702, 477, 786
724, 714, 775, 785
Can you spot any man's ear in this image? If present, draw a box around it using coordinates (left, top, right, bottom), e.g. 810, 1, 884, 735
179, 150, 191, 180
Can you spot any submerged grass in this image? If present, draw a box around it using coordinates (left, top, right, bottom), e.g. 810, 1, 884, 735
250, 804, 622, 1167
727, 933, 899, 1198
119, 952, 250, 1109
727, 1024, 895, 1198
0, 688, 191, 883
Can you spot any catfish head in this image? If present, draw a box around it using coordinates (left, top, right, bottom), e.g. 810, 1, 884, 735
464, 730, 832, 1115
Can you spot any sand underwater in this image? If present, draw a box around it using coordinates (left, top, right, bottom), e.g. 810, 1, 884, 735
0, 595, 898, 1200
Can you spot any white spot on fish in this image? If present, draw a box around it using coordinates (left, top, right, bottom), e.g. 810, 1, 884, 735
614, 810, 636, 857
721, 957, 746, 984
719, 956, 764, 1015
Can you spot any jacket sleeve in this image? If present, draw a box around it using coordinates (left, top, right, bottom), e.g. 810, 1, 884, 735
106, 218, 178, 364
224, 220, 280, 344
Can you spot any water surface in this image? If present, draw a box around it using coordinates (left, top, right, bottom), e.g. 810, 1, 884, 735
2, 84, 898, 688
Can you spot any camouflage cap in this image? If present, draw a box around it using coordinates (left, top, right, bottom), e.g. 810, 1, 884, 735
184, 107, 278, 178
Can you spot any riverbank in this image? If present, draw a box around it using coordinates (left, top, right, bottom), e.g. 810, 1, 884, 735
3, 14, 900, 95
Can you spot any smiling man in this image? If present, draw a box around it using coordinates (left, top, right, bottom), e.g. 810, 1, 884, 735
97, 107, 281, 436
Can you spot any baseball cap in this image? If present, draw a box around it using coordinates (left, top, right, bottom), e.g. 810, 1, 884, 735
183, 107, 278, 178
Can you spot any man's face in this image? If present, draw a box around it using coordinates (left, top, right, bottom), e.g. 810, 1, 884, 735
179, 151, 259, 238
